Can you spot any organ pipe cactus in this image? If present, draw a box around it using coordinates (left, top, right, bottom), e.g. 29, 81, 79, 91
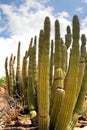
54, 20, 61, 68
27, 37, 37, 111
49, 40, 54, 87
32, 36, 37, 90
50, 68, 65, 130
61, 38, 67, 74
13, 56, 16, 96
38, 16, 50, 130
5, 57, 9, 94
16, 41, 22, 95
9, 54, 14, 96
22, 56, 28, 104
4, 15, 87, 130
55, 15, 80, 130
65, 25, 71, 49
67, 34, 87, 130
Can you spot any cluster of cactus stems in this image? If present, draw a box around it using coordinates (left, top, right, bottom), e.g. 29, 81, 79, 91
5, 15, 87, 130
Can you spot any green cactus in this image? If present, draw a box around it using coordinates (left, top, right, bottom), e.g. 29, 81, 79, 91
32, 36, 37, 91
38, 16, 50, 130
9, 54, 14, 96
22, 56, 28, 104
50, 68, 65, 130
13, 56, 16, 96
4, 14, 87, 130
67, 34, 86, 130
54, 20, 61, 68
55, 15, 80, 130
5, 57, 9, 94
16, 41, 22, 96
49, 40, 54, 87
65, 25, 71, 49
61, 38, 67, 75
27, 36, 38, 113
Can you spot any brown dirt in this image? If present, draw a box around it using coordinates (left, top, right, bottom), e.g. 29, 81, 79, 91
0, 87, 38, 130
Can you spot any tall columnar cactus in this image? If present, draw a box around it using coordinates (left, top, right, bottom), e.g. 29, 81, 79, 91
32, 36, 37, 90
54, 20, 61, 68
50, 68, 65, 130
9, 54, 14, 96
61, 38, 67, 75
50, 20, 65, 130
27, 38, 37, 112
5, 57, 9, 94
16, 41, 22, 96
38, 16, 50, 130
22, 56, 28, 104
67, 34, 87, 130
49, 40, 54, 87
65, 25, 71, 49
13, 56, 16, 96
55, 15, 80, 130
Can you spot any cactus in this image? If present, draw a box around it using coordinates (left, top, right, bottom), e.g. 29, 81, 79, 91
54, 20, 61, 68
9, 54, 14, 96
4, 15, 87, 130
67, 34, 87, 130
22, 56, 28, 104
38, 16, 50, 130
5, 57, 9, 94
50, 68, 65, 130
61, 38, 67, 74
55, 15, 80, 130
16, 41, 22, 96
49, 40, 54, 87
13, 56, 16, 96
27, 36, 37, 112
65, 25, 71, 49
32, 36, 37, 91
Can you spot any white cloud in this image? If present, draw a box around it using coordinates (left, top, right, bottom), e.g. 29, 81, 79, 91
80, 17, 87, 36
76, 7, 83, 13
57, 11, 70, 18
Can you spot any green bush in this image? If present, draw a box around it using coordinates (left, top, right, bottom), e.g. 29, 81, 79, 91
0, 77, 6, 86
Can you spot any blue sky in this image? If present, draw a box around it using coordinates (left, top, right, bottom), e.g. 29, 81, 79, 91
0, 0, 87, 76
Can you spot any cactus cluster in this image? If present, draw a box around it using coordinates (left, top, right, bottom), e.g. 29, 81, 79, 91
5, 15, 87, 130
